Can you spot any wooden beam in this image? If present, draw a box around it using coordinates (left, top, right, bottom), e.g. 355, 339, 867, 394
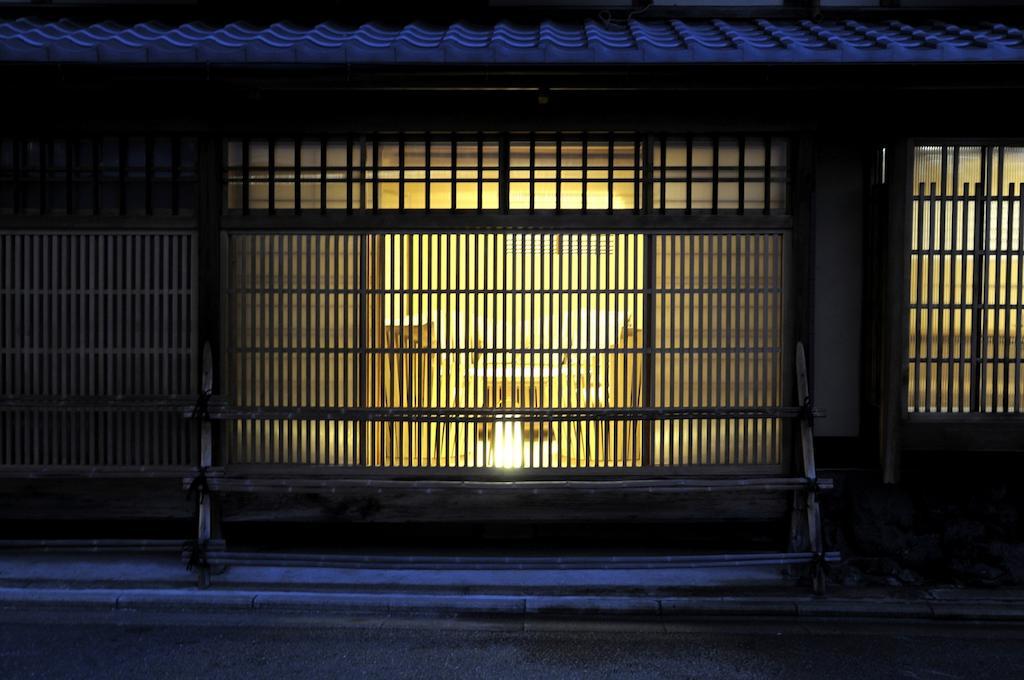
0, 539, 184, 553
218, 213, 795, 232
214, 489, 791, 524
201, 550, 843, 571
187, 403, 824, 422
185, 475, 831, 495
0, 479, 191, 521
0, 466, 192, 480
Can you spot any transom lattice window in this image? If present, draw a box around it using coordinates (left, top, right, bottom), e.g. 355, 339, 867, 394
0, 136, 198, 217
223, 133, 791, 215
507, 137, 642, 211
226, 136, 501, 212
651, 136, 789, 214
909, 145, 1024, 414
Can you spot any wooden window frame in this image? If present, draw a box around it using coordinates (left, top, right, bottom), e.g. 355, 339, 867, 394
214, 130, 800, 475
888, 138, 1024, 461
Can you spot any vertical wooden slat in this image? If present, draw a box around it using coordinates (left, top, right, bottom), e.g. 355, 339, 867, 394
1000, 182, 1014, 413
992, 149, 1005, 413
1016, 188, 1024, 413
946, 147, 960, 411
761, 233, 771, 463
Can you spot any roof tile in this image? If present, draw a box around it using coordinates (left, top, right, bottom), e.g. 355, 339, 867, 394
0, 17, 1021, 65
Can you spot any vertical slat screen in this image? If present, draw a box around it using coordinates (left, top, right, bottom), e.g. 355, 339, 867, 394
0, 232, 198, 466
226, 233, 362, 464
363, 232, 646, 469
909, 145, 1024, 413
651, 233, 785, 466
225, 231, 786, 469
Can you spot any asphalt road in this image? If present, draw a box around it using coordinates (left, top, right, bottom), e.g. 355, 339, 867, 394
2, 610, 1023, 679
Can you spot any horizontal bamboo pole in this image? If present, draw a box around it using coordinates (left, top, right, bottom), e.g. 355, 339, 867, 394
199, 550, 841, 571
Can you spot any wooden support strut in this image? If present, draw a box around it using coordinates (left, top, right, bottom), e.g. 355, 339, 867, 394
794, 341, 826, 595
187, 342, 214, 588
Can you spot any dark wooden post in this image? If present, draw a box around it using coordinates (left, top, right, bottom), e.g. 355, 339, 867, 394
880, 141, 910, 483
794, 135, 824, 593
787, 134, 819, 583
791, 133, 816, 400
197, 133, 222, 428
192, 132, 223, 585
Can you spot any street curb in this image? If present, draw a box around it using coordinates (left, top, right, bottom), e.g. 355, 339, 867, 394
661, 597, 799, 617
794, 598, 934, 619
927, 602, 1024, 622
3, 587, 1024, 623
116, 589, 257, 611
0, 587, 119, 609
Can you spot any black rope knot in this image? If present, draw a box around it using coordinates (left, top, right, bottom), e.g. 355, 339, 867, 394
798, 395, 814, 423
185, 467, 211, 576
191, 388, 212, 421
811, 551, 832, 578
187, 467, 209, 504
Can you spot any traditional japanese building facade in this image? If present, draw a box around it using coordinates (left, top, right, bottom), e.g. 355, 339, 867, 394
1, 1, 1022, 587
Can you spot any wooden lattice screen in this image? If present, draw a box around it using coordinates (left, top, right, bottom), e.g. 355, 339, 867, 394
0, 232, 198, 466
909, 145, 1024, 414
224, 231, 785, 468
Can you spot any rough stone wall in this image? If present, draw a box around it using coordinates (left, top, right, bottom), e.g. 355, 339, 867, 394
822, 466, 1024, 587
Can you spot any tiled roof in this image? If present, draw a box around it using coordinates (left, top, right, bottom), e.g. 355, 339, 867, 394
1, 17, 1023, 64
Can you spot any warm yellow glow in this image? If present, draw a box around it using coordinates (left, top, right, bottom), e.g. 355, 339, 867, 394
373, 232, 645, 467
492, 420, 524, 469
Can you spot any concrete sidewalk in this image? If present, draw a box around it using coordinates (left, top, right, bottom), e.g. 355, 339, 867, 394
1, 552, 1023, 624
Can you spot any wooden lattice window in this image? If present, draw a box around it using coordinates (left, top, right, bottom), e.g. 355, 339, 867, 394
507, 137, 643, 211
0, 232, 198, 466
224, 230, 786, 468
0, 136, 198, 217
225, 135, 502, 213
223, 133, 791, 216
909, 144, 1024, 414
651, 136, 789, 214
